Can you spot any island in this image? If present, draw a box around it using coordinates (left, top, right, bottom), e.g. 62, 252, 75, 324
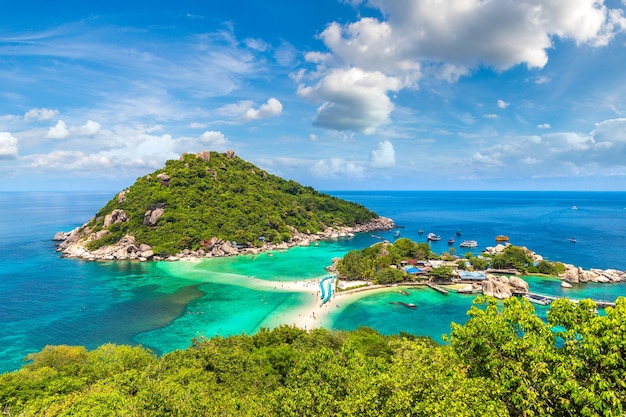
53, 150, 395, 261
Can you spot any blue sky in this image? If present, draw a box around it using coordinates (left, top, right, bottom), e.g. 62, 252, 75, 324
1, 0, 626, 191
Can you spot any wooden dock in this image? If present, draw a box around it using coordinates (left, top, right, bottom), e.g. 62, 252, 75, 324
515, 291, 616, 308
426, 282, 449, 296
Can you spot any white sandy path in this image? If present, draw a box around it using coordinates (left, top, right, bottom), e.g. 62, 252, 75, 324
294, 283, 390, 330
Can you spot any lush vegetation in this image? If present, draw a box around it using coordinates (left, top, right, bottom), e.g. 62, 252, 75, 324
2, 297, 625, 416
336, 239, 570, 283
82, 152, 377, 256
337, 238, 435, 283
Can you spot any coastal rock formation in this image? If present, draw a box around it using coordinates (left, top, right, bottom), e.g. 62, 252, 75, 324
562, 263, 626, 283
481, 275, 513, 299
54, 216, 395, 262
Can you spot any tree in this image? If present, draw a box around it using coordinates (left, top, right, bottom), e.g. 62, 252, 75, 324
430, 265, 454, 280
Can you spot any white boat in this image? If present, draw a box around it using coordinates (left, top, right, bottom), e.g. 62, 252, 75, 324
459, 240, 478, 248
427, 233, 441, 241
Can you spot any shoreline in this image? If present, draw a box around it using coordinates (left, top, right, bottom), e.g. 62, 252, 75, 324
53, 216, 396, 262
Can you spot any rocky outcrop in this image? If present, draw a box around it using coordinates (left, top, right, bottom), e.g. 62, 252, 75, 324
481, 275, 513, 299
562, 264, 626, 283
143, 204, 165, 226
480, 274, 528, 299
103, 209, 128, 227
156, 173, 170, 187
54, 216, 396, 262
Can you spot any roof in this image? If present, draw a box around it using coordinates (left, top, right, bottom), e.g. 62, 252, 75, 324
458, 271, 487, 281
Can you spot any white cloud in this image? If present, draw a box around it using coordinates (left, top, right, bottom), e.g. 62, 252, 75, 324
311, 158, 365, 178
24, 108, 58, 122
346, 0, 624, 70
298, 67, 401, 134
483, 114, 498, 120
370, 140, 396, 168
73, 120, 101, 136
198, 131, 228, 147
46, 120, 70, 139
497, 100, 510, 109
243, 38, 269, 52
0, 132, 18, 159
241, 98, 283, 121
537, 123, 551, 129
45, 120, 100, 139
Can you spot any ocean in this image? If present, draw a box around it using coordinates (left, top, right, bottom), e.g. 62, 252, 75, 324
1, 190, 625, 373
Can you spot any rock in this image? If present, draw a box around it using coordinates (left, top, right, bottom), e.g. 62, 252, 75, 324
117, 190, 129, 204
561, 281, 573, 288
144, 204, 165, 226
52, 231, 67, 241
156, 173, 170, 186
196, 151, 211, 162
508, 276, 529, 293
139, 243, 151, 252
103, 209, 128, 227
226, 150, 236, 159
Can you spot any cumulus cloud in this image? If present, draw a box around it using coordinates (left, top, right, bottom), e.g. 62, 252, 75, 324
333, 0, 625, 71
74, 120, 101, 136
497, 100, 510, 109
311, 158, 365, 178
24, 108, 59, 122
298, 67, 401, 134
299, 0, 625, 134
45, 120, 101, 139
46, 120, 70, 139
0, 132, 18, 159
538, 123, 551, 129
198, 131, 228, 147
241, 98, 283, 121
370, 140, 396, 168
466, 118, 626, 178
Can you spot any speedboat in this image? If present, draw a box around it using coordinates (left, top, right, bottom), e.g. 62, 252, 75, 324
448, 238, 455, 245
427, 233, 441, 241
569, 237, 577, 243
460, 240, 478, 248
418, 229, 424, 234
495, 235, 509, 242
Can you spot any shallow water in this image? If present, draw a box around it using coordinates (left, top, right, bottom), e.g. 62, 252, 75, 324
1, 191, 626, 373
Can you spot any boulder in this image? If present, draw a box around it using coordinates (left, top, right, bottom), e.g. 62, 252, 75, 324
508, 276, 529, 293
144, 204, 165, 226
561, 281, 573, 288
104, 209, 128, 227
156, 173, 170, 186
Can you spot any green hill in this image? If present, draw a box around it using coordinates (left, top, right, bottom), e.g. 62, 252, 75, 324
56, 151, 384, 258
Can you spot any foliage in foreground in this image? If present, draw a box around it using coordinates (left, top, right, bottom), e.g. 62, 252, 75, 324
2, 297, 626, 416
83, 151, 377, 256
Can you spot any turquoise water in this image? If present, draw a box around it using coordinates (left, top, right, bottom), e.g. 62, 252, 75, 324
1, 191, 626, 373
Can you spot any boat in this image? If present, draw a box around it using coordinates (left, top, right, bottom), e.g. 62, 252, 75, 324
447, 238, 455, 245
569, 237, 577, 243
460, 240, 478, 248
572, 205, 578, 210
456, 230, 461, 236
524, 294, 552, 305
427, 233, 441, 241
390, 301, 416, 309
393, 231, 401, 238
398, 290, 409, 296
418, 229, 424, 235
495, 235, 509, 242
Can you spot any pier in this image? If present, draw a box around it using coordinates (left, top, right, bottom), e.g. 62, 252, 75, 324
426, 282, 449, 296
515, 291, 616, 308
